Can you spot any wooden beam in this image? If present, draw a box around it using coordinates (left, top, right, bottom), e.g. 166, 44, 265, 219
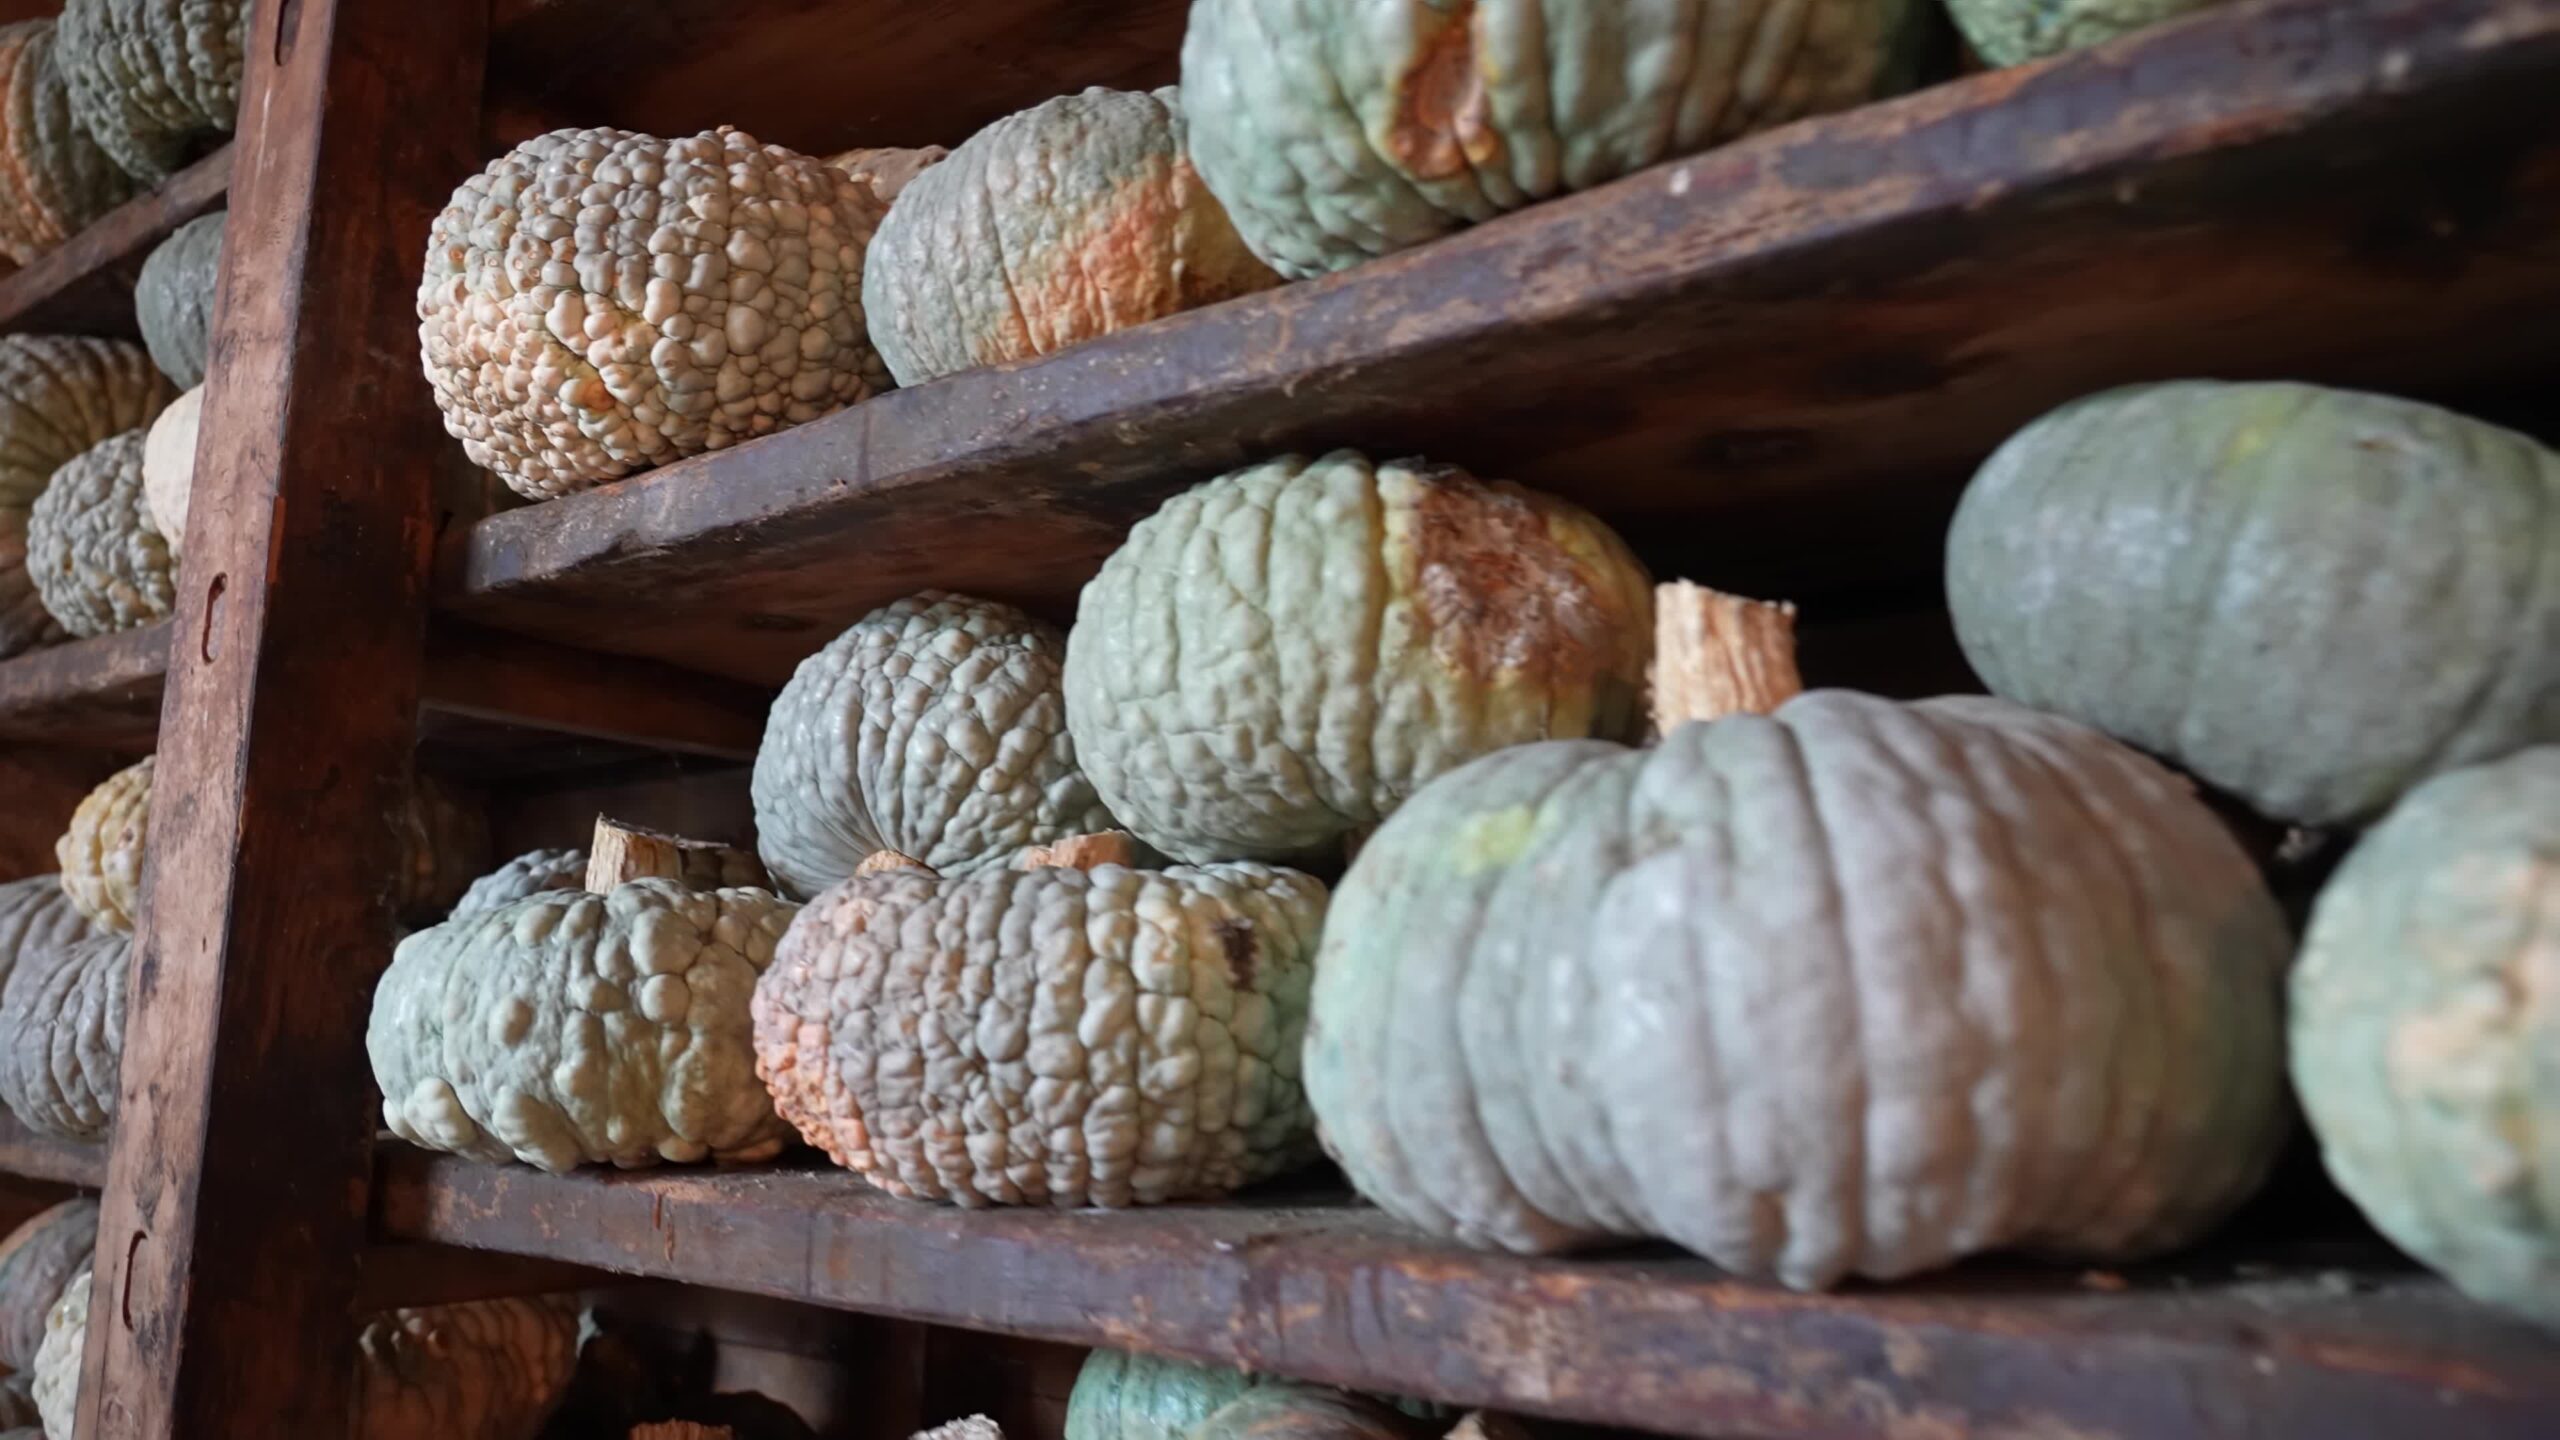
0, 625, 166, 748
0, 145, 230, 339
0, 1109, 102, 1190
78, 0, 488, 1435
352, 1242, 615, 1311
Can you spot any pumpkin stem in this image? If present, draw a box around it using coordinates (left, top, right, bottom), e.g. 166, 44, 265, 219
857, 849, 939, 878
1649, 581, 1804, 734
1014, 831, 1139, 872
585, 816, 771, 894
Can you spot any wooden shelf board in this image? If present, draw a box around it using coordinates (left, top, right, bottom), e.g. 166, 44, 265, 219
0, 144, 230, 338
0, 625, 166, 750
0, 1110, 105, 1190
445, 0, 2560, 686
374, 1152, 2560, 1440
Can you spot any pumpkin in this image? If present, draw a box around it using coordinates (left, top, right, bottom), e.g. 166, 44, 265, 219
26, 427, 172, 638
1943, 0, 2224, 65
369, 879, 800, 1173
2289, 746, 2560, 1330
419, 126, 892, 501
826, 145, 947, 208
450, 847, 589, 921
0, 932, 125, 1139
1305, 585, 2291, 1287
1067, 1350, 1265, 1440
0, 1199, 95, 1371
53, 755, 149, 932
1186, 1390, 1418, 1440
133, 209, 221, 387
55, 0, 248, 184
138, 382, 198, 556
1065, 451, 1652, 864
751, 836, 1327, 1206
26, 1272, 81, 1439
862, 87, 1279, 386
1180, 0, 1929, 277
0, 336, 171, 658
754, 592, 1117, 898
0, 21, 134, 265
0, 1377, 33, 1432
0, 874, 103, 989
1946, 381, 2559, 828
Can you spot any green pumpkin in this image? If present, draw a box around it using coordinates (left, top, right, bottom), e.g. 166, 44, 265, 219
56, 0, 248, 184
1180, 0, 1929, 276
1185, 1389, 1418, 1440
1067, 1351, 1266, 1440
134, 209, 222, 388
1943, 0, 2224, 66
2290, 746, 2559, 1331
0, 1198, 94, 1372
0, 20, 136, 264
1306, 690, 2290, 1289
1947, 382, 2559, 827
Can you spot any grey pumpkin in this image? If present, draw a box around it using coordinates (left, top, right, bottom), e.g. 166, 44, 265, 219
134, 209, 222, 387
56, 0, 249, 184
0, 336, 172, 657
27, 427, 173, 638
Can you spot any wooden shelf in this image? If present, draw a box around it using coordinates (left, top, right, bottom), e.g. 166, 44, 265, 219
0, 145, 230, 339
0, 626, 166, 750
374, 1151, 2560, 1440
0, 1110, 104, 1190
443, 0, 2560, 686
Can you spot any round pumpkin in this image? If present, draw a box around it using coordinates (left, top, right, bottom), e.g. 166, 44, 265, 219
1944, 0, 2225, 65
450, 847, 589, 921
1187, 1390, 1417, 1440
139, 381, 199, 556
0, 874, 103, 992
2290, 746, 2559, 1330
1180, 0, 1929, 277
134, 209, 222, 388
55, 0, 248, 184
0, 337, 171, 658
754, 592, 1118, 898
0, 1199, 95, 1372
0, 931, 125, 1140
0, 20, 135, 265
27, 1271, 83, 1439
1068, 1351, 1266, 1440
1307, 683, 2290, 1287
1066, 451, 1652, 863
863, 87, 1279, 386
54, 754, 149, 933
1947, 382, 2559, 828
27, 427, 172, 638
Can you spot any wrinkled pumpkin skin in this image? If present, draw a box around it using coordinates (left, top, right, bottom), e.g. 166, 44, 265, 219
451, 847, 589, 921
1308, 692, 2290, 1289
1181, 0, 1928, 276
0, 1199, 96, 1372
0, 931, 125, 1140
56, 0, 247, 184
1067, 451, 1652, 863
1948, 381, 2559, 827
134, 208, 222, 387
753, 860, 1327, 1206
1944, 0, 2222, 65
1067, 1351, 1266, 1440
27, 427, 172, 638
2290, 747, 2560, 1331
0, 21, 135, 266
0, 336, 171, 657
28, 1271, 83, 1440
864, 87, 1280, 386
1188, 1389, 1417, 1440
0, 874, 103, 993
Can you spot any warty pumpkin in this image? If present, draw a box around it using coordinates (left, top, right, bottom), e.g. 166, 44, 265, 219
2290, 746, 2560, 1331
862, 87, 1279, 386
751, 835, 1328, 1206
452, 847, 589, 920
754, 591, 1117, 898
419, 126, 892, 501
0, 1199, 95, 1372
0, 20, 134, 265
0, 336, 171, 658
26, 1272, 80, 1439
1947, 381, 2558, 827
26, 427, 172, 638
138, 381, 198, 556
55, 0, 246, 184
1065, 450, 1652, 863
133, 208, 221, 387
1944, 0, 2224, 65
1180, 0, 1929, 277
1305, 584, 2292, 1288
0, 931, 124, 1139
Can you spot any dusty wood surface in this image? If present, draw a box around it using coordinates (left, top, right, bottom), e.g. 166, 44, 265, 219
586, 815, 768, 892
0, 626, 169, 749
0, 1109, 101, 1190
373, 1155, 2560, 1440
0, 746, 118, 879
0, 145, 230, 339
79, 0, 489, 1435
448, 0, 2560, 684
487, 0, 1186, 153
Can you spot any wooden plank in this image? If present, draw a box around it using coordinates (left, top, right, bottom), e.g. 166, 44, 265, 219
352, 1242, 613, 1310
76, 0, 489, 1434
0, 1109, 102, 1190
487, 0, 1186, 153
374, 1155, 2560, 1440
446, 0, 2560, 684
0, 145, 229, 339
0, 625, 167, 748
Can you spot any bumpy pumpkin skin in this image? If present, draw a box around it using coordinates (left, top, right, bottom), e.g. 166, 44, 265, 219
56, 0, 247, 184
28, 1271, 83, 1440
0, 337, 171, 657
419, 127, 891, 501
0, 1199, 96, 1372
133, 208, 222, 387
1189, 1389, 1417, 1440
1944, 0, 2222, 65
1948, 382, 2559, 827
755, 593, 1117, 898
54, 755, 149, 933
0, 931, 126, 1140
1067, 451, 1652, 863
451, 847, 589, 921
0, 21, 136, 266
1307, 692, 2290, 1288
863, 87, 1280, 386
27, 428, 172, 637
1067, 1352, 1266, 1440
369, 881, 800, 1173
0, 874, 104, 993
1181, 0, 1927, 277
358, 1297, 581, 1440
752, 861, 1327, 1206
2290, 747, 2560, 1330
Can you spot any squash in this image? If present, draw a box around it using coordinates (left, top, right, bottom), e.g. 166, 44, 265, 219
751, 836, 1327, 1206
1944, 0, 2224, 65
55, 0, 248, 184
2289, 746, 2560, 1331
451, 847, 589, 921
755, 592, 1117, 898
133, 209, 221, 387
1180, 0, 1929, 277
1067, 1350, 1264, 1440
0, 336, 171, 658
1305, 585, 2291, 1287
1946, 381, 2559, 827
26, 1272, 82, 1440
0, 932, 124, 1139
0, 874, 103, 989
0, 20, 135, 265
419, 126, 893, 501
862, 87, 1279, 386
139, 382, 199, 556
26, 427, 172, 638
1065, 451, 1652, 863
0, 1199, 95, 1371
1186, 1390, 1418, 1440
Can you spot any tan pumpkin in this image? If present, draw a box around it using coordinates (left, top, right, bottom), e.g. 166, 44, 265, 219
0, 20, 133, 264
0, 336, 171, 658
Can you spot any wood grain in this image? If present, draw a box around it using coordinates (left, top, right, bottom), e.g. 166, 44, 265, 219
446, 0, 2560, 684
0, 145, 229, 339
374, 1155, 2560, 1440
0, 626, 168, 748
77, 0, 489, 1434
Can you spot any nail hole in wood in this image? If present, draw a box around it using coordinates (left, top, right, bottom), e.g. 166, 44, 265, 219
274, 0, 303, 65
120, 1229, 144, 1329
201, 573, 227, 662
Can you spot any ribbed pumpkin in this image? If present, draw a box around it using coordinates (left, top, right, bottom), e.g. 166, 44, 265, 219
26, 427, 172, 637
1947, 382, 2559, 827
1068, 1351, 1266, 1440
0, 336, 172, 657
1066, 451, 1652, 863
0, 1199, 95, 1371
0, 931, 125, 1139
0, 874, 102, 990
1945, 0, 2225, 64
56, 0, 248, 184
134, 208, 222, 387
862, 87, 1279, 386
139, 381, 198, 556
1181, 0, 1929, 276
2290, 747, 2559, 1331
0, 20, 134, 264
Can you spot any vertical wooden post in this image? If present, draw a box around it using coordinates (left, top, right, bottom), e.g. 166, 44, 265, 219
77, 0, 487, 1435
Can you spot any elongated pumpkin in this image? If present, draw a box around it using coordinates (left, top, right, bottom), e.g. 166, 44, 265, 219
0, 336, 171, 658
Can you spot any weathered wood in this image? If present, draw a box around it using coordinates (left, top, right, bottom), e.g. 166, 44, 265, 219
586, 815, 768, 892
0, 626, 168, 748
373, 1156, 2560, 1440
79, 0, 488, 1435
0, 1109, 102, 1190
351, 1242, 614, 1311
447, 0, 2560, 684
0, 145, 230, 339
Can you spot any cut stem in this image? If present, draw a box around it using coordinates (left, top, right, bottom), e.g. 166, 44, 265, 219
1014, 831, 1138, 872
586, 816, 770, 893
1649, 581, 1805, 734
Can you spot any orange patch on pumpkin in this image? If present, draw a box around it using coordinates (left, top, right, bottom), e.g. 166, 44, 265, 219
1388, 3, 1497, 181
